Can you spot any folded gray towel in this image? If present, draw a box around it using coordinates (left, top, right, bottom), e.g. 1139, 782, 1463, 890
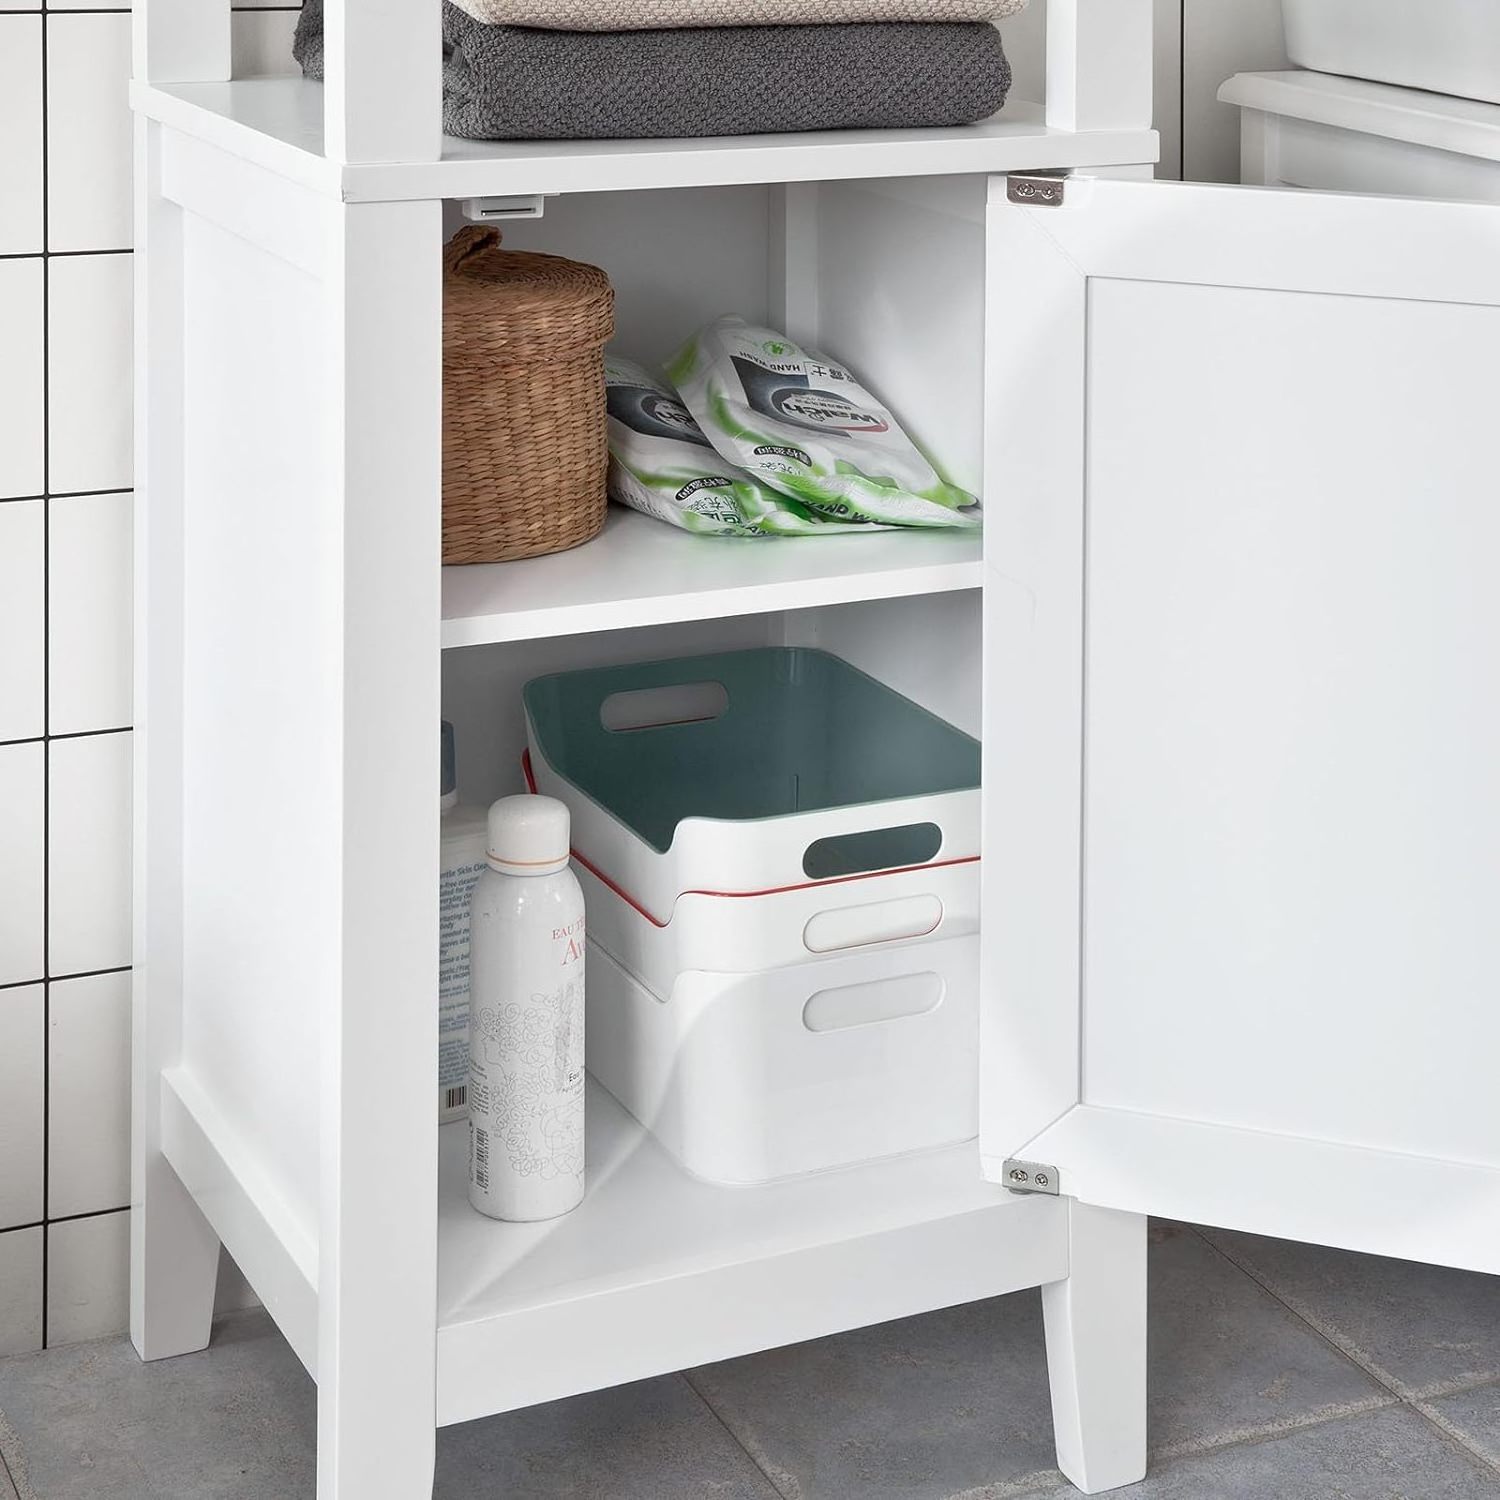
293, 0, 1011, 141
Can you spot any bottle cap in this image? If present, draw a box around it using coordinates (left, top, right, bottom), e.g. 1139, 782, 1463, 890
440, 721, 458, 810
487, 794, 571, 876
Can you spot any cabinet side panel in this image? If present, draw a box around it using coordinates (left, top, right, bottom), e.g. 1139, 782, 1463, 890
813, 177, 987, 501
178, 211, 329, 1244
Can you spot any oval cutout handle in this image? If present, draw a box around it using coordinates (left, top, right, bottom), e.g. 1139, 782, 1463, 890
802, 971, 945, 1033
600, 680, 729, 733
802, 822, 943, 880
803, 894, 943, 954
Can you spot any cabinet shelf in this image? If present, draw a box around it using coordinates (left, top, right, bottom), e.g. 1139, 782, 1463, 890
434, 1080, 1064, 1428
131, 77, 1159, 201
440, 506, 984, 647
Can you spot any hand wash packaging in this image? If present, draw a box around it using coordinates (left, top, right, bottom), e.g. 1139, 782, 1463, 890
439, 722, 489, 1123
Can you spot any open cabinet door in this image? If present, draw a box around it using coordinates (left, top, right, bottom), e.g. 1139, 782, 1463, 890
983, 176, 1500, 1274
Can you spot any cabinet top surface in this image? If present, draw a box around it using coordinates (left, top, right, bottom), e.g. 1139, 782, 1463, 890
132, 77, 1159, 201
1221, 70, 1500, 163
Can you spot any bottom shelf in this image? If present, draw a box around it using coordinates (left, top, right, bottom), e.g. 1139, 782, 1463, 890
435, 1080, 1067, 1426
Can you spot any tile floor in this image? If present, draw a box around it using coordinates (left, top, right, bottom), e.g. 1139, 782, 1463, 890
0, 1223, 1497, 1499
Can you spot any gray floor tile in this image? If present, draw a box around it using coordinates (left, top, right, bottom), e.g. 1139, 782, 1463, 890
1202, 1228, 1500, 1399
0, 1453, 18, 1500
1019, 1406, 1500, 1500
434, 1376, 780, 1500
1149, 1225, 1390, 1457
0, 1310, 316, 1500
689, 1291, 1063, 1500
1424, 1381, 1500, 1472
687, 1224, 1391, 1499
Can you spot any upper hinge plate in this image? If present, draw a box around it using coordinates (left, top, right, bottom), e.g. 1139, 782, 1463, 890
1006, 173, 1067, 207
1002, 1158, 1060, 1195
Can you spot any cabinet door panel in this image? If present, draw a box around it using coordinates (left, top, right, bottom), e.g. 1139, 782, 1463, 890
983, 176, 1500, 1272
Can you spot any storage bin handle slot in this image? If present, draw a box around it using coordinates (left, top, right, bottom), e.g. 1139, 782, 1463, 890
802, 822, 943, 880
600, 680, 730, 733
802, 972, 945, 1033
803, 894, 944, 953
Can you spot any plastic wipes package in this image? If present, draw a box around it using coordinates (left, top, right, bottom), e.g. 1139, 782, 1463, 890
664, 316, 981, 529
604, 358, 867, 537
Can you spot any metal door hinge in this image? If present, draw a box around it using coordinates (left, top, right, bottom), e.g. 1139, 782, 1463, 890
1006, 173, 1067, 207
1002, 1158, 1060, 1195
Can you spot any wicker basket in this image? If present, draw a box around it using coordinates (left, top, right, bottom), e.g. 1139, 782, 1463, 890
442, 226, 615, 565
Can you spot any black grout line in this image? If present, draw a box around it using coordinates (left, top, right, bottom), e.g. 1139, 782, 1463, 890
39, 0, 50, 1350
0, 726, 132, 751
0, 966, 131, 995
0, 249, 130, 261
0, 1206, 129, 1238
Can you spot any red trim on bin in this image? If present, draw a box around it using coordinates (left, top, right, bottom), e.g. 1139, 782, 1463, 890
521, 749, 979, 930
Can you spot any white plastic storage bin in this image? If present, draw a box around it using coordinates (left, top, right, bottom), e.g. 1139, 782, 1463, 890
1282, 0, 1500, 106
524, 648, 980, 923
576, 853, 979, 991
586, 935, 980, 1185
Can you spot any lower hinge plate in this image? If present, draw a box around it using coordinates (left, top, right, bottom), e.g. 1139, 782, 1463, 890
1002, 1158, 1060, 1195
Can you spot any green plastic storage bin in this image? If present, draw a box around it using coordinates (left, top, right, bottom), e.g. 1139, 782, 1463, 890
523, 647, 980, 920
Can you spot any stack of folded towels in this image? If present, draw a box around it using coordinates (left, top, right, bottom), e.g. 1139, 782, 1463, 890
293, 0, 1026, 141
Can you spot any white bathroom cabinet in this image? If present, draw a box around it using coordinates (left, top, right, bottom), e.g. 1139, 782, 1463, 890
128, 3, 1500, 1495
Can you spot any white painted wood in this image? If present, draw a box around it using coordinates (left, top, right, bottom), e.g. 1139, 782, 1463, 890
984, 176, 1500, 1276
316, 194, 442, 1500
437, 1082, 1068, 1426
160, 127, 330, 277
768, 182, 821, 349
1246, 107, 1500, 203
131, 0, 229, 86
981, 171, 1088, 1159
130, 116, 223, 1366
131, 81, 1161, 201
1047, 0, 1155, 134
160, 1068, 318, 1371
815, 177, 986, 499
321, 0, 439, 166
441, 507, 981, 649
1020, 1107, 1500, 1276
1220, 71, 1500, 165
1042, 1203, 1147, 1495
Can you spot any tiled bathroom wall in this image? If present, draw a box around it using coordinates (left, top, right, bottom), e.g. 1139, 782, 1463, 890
0, 0, 301, 1356
0, 0, 1276, 1357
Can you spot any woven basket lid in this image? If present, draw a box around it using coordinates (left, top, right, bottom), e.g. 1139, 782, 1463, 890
443, 226, 614, 358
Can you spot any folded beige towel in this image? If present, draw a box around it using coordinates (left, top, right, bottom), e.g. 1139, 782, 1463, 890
449, 0, 1025, 28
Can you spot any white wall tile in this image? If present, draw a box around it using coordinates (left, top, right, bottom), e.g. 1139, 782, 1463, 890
47, 253, 133, 496
0, 500, 45, 743
46, 13, 133, 253
0, 741, 44, 987
0, 259, 45, 500
1183, 0, 1288, 183
48, 731, 132, 978
0, 1227, 43, 1358
46, 0, 125, 9
0, 17, 44, 256
48, 490, 133, 736
231, 9, 302, 78
48, 971, 130, 1219
47, 1209, 129, 1346
0, 986, 44, 1232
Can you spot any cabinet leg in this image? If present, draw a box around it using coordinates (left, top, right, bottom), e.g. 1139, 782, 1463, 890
1041, 1201, 1147, 1494
131, 1150, 221, 1361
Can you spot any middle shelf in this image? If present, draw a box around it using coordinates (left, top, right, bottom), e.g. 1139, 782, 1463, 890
441, 506, 984, 648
